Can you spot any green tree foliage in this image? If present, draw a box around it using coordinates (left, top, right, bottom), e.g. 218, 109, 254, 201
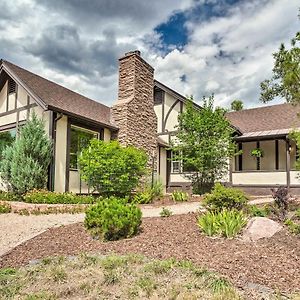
173, 95, 236, 194
260, 14, 300, 104
79, 140, 148, 196
0, 112, 52, 194
230, 99, 244, 111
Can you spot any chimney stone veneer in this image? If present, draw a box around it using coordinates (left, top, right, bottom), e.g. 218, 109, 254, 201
112, 51, 158, 168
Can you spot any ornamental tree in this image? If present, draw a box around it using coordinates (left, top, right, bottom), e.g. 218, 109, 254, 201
173, 95, 236, 194
79, 140, 148, 196
260, 14, 300, 104
0, 112, 52, 194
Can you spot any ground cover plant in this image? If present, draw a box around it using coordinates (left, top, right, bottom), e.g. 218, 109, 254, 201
23, 190, 96, 204
0, 254, 241, 300
84, 197, 142, 241
160, 207, 172, 217
171, 190, 189, 202
0, 202, 11, 214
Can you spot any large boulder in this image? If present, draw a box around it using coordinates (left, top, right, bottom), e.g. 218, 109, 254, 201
242, 217, 282, 242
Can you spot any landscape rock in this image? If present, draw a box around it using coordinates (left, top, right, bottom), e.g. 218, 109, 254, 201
242, 217, 282, 242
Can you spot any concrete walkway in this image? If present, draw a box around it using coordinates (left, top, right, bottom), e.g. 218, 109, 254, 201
0, 198, 274, 258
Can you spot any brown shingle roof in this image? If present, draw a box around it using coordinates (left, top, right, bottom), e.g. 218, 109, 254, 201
1, 60, 116, 129
226, 103, 300, 134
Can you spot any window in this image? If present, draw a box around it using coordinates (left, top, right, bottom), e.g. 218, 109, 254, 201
0, 128, 16, 158
8, 79, 16, 95
154, 89, 164, 105
69, 126, 99, 169
171, 150, 181, 173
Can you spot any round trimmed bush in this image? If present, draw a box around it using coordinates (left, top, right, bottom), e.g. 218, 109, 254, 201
84, 197, 142, 241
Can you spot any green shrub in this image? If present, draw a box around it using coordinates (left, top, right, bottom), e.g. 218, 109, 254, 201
79, 140, 147, 197
160, 207, 172, 217
248, 204, 270, 217
197, 209, 247, 238
0, 112, 52, 194
284, 219, 300, 235
171, 190, 189, 202
0, 202, 11, 214
84, 197, 142, 241
203, 183, 248, 212
23, 190, 96, 204
0, 191, 22, 202
295, 208, 300, 219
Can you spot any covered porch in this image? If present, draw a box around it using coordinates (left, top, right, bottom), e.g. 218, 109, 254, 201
231, 131, 299, 190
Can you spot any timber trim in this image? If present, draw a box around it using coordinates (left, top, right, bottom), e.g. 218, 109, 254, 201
0, 103, 37, 118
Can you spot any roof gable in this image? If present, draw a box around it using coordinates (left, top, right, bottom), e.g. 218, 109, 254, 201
0, 60, 116, 129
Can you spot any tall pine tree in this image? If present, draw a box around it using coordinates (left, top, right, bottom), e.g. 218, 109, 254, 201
0, 112, 52, 194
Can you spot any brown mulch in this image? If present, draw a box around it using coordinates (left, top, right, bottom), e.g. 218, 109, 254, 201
0, 213, 299, 293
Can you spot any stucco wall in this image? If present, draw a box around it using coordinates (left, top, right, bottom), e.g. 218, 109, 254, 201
154, 104, 163, 133
164, 93, 181, 131
0, 81, 7, 113
232, 171, 287, 185
158, 146, 167, 187
260, 140, 275, 171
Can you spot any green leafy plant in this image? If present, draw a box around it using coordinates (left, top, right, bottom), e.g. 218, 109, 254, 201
0, 191, 22, 202
79, 140, 148, 197
203, 183, 248, 212
171, 190, 189, 202
23, 189, 96, 204
133, 190, 153, 204
248, 204, 270, 217
173, 95, 237, 194
0, 202, 11, 214
250, 148, 264, 158
295, 209, 300, 219
0, 112, 52, 194
133, 178, 164, 204
284, 219, 300, 235
160, 207, 172, 217
84, 197, 142, 241
197, 209, 247, 238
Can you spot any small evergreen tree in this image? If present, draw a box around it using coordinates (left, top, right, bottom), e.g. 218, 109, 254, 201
0, 112, 52, 194
173, 95, 236, 194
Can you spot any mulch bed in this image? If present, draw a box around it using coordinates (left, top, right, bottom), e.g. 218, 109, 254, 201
0, 213, 299, 294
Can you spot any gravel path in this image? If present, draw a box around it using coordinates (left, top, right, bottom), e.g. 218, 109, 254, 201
0, 202, 201, 257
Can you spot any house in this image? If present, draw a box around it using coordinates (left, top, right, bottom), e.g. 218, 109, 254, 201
0, 51, 299, 195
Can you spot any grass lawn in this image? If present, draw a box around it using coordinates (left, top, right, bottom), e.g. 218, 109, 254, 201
0, 254, 240, 300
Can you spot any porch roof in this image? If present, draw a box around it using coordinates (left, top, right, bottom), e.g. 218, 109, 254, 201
227, 103, 300, 137
235, 128, 300, 141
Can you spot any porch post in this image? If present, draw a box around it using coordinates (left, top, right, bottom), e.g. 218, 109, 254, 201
286, 139, 291, 190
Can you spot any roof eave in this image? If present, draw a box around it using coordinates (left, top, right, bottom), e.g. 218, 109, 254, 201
48, 105, 119, 131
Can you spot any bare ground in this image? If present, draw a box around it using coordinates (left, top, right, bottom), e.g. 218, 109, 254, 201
0, 213, 299, 295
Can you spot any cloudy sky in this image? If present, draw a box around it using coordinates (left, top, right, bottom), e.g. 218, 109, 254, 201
0, 0, 299, 108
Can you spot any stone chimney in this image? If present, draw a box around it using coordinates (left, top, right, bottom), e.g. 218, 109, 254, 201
112, 50, 157, 168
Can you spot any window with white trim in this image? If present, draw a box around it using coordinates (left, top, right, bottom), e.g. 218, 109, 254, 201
171, 150, 182, 173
